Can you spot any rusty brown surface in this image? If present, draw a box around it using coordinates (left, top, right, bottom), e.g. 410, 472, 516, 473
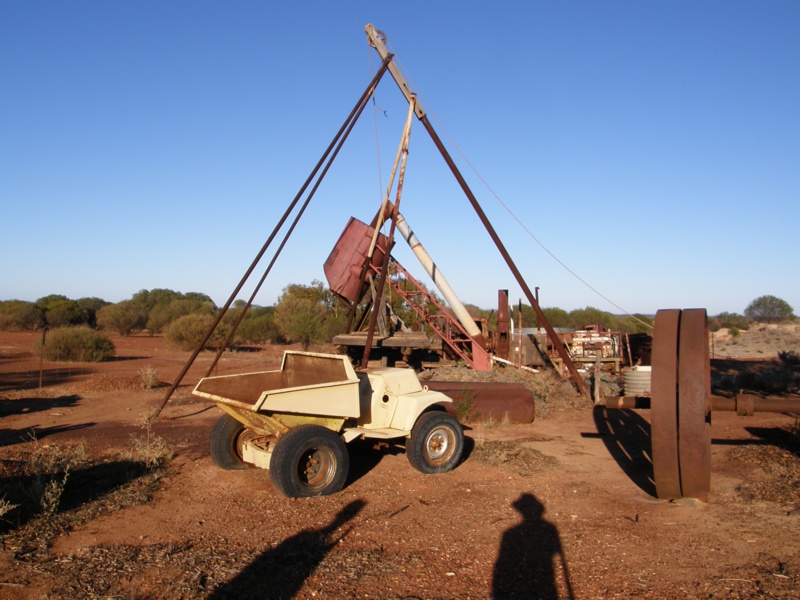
677, 309, 712, 502
324, 218, 389, 305
496, 290, 510, 359
712, 394, 800, 415
425, 381, 536, 424
608, 394, 800, 414
651, 309, 682, 500
381, 258, 491, 371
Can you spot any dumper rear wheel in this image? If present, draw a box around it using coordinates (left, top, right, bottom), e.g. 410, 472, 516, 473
269, 425, 349, 498
407, 411, 464, 474
210, 414, 251, 470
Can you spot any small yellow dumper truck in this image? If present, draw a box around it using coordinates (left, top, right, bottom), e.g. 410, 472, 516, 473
193, 351, 463, 498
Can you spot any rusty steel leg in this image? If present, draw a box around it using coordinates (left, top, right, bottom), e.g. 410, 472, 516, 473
651, 309, 681, 500
678, 309, 712, 501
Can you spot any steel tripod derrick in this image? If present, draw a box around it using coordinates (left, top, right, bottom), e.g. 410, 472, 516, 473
363, 24, 588, 396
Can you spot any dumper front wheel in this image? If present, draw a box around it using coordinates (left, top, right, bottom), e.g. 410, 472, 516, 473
210, 414, 251, 470
269, 425, 349, 498
407, 411, 464, 474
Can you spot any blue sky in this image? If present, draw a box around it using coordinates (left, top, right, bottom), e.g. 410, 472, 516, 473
2, 2, 798, 317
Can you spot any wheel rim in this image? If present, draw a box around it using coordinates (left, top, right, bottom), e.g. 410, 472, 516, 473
233, 428, 260, 461
425, 426, 455, 465
297, 446, 337, 492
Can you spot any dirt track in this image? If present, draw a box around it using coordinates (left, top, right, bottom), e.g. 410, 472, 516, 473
1, 331, 798, 598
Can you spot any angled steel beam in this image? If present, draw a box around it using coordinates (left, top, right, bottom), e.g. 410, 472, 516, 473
364, 24, 588, 395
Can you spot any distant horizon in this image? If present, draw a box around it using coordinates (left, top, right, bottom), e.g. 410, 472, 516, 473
2, 287, 785, 320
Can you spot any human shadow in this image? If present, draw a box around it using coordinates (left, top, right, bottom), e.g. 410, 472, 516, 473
586, 405, 656, 497
492, 493, 574, 599
209, 499, 366, 599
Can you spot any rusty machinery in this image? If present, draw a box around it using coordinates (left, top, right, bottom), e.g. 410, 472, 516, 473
323, 212, 495, 371
155, 26, 799, 504
603, 309, 800, 502
360, 25, 588, 396
156, 25, 559, 422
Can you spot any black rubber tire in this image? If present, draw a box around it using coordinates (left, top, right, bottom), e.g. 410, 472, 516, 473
406, 411, 464, 474
269, 425, 349, 498
209, 414, 249, 471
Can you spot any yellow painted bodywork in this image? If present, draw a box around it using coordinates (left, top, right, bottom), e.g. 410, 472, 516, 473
193, 351, 452, 461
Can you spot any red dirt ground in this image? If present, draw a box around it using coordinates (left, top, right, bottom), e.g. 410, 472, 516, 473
1, 330, 798, 599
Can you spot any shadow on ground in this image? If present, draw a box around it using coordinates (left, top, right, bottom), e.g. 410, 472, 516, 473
492, 492, 574, 599
0, 369, 93, 391
0, 459, 152, 533
208, 500, 366, 599
586, 406, 656, 497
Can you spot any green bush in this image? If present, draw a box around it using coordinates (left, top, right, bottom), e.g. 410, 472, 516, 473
131, 288, 216, 333
76, 297, 109, 328
235, 311, 283, 344
35, 327, 115, 362
744, 295, 795, 323
166, 313, 227, 351
541, 307, 570, 328
716, 311, 750, 331
43, 299, 83, 328
0, 300, 42, 330
146, 298, 214, 333
274, 282, 330, 349
96, 301, 147, 336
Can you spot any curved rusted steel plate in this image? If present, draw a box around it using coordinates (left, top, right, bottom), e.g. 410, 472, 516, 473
651, 309, 681, 500
425, 381, 536, 424
678, 308, 712, 501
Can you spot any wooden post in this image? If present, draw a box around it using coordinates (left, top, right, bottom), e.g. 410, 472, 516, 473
38, 328, 47, 389
593, 353, 602, 405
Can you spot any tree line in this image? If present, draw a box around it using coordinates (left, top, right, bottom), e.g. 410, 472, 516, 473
0, 287, 795, 350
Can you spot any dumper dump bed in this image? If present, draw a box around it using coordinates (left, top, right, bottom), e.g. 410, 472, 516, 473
192, 351, 361, 418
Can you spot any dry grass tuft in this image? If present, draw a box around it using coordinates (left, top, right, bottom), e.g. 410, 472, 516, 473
470, 439, 558, 476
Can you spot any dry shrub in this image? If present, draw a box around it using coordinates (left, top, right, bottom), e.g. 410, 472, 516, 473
420, 363, 583, 418
0, 442, 90, 522
165, 314, 228, 351
470, 439, 558, 475
127, 419, 172, 469
138, 365, 160, 389
0, 496, 19, 519
34, 327, 115, 362
0, 429, 172, 550
525, 368, 585, 415
453, 389, 478, 423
